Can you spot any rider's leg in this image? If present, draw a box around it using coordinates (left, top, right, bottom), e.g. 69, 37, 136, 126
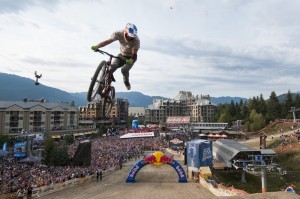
121, 63, 134, 90
110, 58, 123, 73
109, 58, 123, 82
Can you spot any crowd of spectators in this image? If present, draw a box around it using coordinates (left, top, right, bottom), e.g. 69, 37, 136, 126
165, 131, 191, 141
278, 129, 300, 145
0, 135, 168, 195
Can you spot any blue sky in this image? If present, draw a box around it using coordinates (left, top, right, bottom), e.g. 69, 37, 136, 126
0, 0, 299, 99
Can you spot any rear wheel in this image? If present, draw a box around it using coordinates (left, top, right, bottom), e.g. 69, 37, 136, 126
87, 61, 106, 102
102, 86, 115, 118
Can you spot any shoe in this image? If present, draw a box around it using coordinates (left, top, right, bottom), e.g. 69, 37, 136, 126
124, 81, 131, 90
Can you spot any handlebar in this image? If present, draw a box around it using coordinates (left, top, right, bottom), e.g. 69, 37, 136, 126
95, 49, 123, 61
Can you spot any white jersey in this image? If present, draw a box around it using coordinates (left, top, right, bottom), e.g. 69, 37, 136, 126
111, 30, 140, 57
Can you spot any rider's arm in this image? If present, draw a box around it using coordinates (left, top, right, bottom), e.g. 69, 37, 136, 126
131, 48, 138, 62
96, 38, 114, 48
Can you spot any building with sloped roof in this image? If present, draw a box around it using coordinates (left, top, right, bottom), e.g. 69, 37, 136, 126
145, 91, 216, 123
213, 139, 276, 169
128, 107, 145, 117
78, 98, 128, 128
0, 100, 78, 134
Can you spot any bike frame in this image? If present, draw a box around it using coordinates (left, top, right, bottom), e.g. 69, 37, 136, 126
96, 50, 121, 100
87, 49, 123, 118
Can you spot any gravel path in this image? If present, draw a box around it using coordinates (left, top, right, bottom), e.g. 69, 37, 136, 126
40, 153, 299, 199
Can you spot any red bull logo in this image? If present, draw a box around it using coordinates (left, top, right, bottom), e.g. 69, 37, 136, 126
143, 154, 157, 164
160, 155, 174, 164
143, 151, 174, 166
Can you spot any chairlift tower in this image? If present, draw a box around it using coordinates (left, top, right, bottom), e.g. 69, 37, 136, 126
291, 107, 296, 123
244, 154, 284, 193
245, 155, 268, 193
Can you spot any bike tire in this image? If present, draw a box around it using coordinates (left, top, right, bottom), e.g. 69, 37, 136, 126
87, 61, 106, 102
102, 86, 115, 118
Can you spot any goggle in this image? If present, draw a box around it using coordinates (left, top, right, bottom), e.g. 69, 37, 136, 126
128, 27, 135, 35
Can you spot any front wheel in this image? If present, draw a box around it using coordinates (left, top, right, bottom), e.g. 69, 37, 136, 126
87, 61, 107, 102
102, 86, 115, 118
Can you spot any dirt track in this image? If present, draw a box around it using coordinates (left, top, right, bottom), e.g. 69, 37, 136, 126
40, 153, 299, 199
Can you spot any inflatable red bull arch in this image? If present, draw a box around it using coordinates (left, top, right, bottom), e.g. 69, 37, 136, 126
126, 151, 187, 183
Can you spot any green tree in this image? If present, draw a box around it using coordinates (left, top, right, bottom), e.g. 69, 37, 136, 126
64, 134, 75, 145
235, 101, 242, 120
248, 96, 259, 113
229, 101, 237, 120
240, 100, 249, 120
258, 94, 267, 116
43, 135, 56, 166
0, 133, 9, 148
281, 90, 294, 119
43, 135, 71, 166
214, 104, 224, 122
51, 145, 70, 166
97, 124, 106, 135
249, 110, 265, 131
218, 106, 232, 123
265, 91, 281, 123
213, 90, 300, 132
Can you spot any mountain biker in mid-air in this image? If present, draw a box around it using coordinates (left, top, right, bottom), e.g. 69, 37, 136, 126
91, 23, 140, 91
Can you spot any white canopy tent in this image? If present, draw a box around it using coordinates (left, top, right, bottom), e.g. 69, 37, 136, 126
120, 132, 155, 139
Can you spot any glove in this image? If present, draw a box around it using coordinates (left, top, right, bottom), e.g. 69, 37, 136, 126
125, 59, 134, 65
91, 46, 98, 51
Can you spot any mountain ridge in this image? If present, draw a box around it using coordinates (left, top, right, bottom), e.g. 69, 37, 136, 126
0, 72, 278, 107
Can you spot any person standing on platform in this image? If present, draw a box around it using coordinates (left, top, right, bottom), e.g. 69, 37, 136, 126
96, 170, 100, 182
26, 185, 33, 199
99, 168, 103, 181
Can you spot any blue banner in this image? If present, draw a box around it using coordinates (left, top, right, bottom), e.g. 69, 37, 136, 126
187, 139, 212, 169
199, 141, 213, 167
2, 142, 7, 151
14, 141, 27, 154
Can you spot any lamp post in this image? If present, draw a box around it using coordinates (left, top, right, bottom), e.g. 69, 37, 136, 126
236, 120, 241, 139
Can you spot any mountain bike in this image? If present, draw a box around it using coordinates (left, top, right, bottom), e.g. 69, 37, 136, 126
87, 49, 124, 118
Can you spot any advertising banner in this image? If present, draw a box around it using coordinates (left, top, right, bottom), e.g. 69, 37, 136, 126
199, 141, 213, 167
169, 138, 184, 151
14, 141, 27, 157
120, 132, 154, 139
187, 139, 212, 170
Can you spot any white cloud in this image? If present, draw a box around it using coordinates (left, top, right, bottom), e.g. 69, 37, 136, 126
0, 0, 300, 99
